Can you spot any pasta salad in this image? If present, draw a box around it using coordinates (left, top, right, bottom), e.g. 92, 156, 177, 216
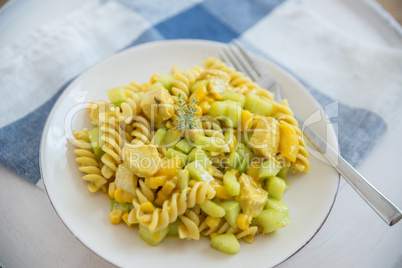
72, 58, 309, 254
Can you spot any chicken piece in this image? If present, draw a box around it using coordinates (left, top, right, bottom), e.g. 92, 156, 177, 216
140, 86, 175, 123
115, 164, 138, 195
205, 69, 231, 84
236, 174, 268, 218
122, 143, 162, 178
205, 69, 231, 100
249, 117, 280, 158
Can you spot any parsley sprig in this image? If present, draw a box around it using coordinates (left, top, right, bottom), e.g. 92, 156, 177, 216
173, 94, 199, 131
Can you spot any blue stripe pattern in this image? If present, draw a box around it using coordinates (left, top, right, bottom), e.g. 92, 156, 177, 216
0, 0, 387, 184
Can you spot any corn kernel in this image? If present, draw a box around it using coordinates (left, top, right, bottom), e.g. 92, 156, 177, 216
199, 101, 211, 114
140, 201, 156, 214
145, 176, 168, 189
108, 182, 116, 198
123, 192, 135, 203
110, 209, 123, 224
210, 181, 231, 200
114, 188, 124, 204
241, 110, 253, 131
237, 214, 250, 231
205, 216, 220, 229
189, 85, 208, 103
195, 105, 203, 116
166, 120, 175, 129
150, 73, 160, 84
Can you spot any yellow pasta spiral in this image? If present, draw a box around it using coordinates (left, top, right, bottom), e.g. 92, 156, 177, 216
199, 217, 238, 237
178, 208, 202, 240
211, 166, 224, 181
120, 89, 142, 123
204, 57, 233, 73
204, 57, 260, 91
123, 81, 141, 93
99, 113, 124, 178
72, 128, 107, 193
235, 225, 259, 244
135, 178, 155, 203
137, 181, 215, 233
272, 99, 310, 173
131, 115, 151, 145
171, 66, 203, 103
201, 116, 225, 140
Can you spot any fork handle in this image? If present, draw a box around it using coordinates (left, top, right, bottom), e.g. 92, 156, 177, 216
298, 117, 402, 226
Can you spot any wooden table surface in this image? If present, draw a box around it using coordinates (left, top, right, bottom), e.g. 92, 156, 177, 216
378, 0, 402, 25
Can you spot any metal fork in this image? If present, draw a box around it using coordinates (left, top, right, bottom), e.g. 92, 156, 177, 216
220, 40, 402, 226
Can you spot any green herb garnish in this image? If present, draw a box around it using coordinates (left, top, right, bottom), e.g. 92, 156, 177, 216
173, 94, 199, 131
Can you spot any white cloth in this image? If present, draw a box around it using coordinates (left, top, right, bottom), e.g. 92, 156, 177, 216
0, 0, 401, 267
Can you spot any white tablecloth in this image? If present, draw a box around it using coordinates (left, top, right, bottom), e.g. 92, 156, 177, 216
0, 0, 401, 267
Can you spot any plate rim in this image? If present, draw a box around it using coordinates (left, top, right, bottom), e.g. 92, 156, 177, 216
40, 38, 341, 267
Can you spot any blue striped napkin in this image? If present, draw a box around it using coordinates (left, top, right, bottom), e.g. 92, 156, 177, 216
1, 0, 396, 186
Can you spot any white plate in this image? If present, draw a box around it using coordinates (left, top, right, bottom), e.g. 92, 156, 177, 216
40, 39, 340, 268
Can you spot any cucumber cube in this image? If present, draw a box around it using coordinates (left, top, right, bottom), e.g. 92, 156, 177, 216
157, 73, 174, 91
259, 159, 281, 179
210, 233, 240, 255
210, 101, 228, 118
223, 170, 240, 196
257, 209, 291, 234
236, 142, 254, 159
265, 176, 287, 200
228, 151, 241, 169
226, 101, 242, 128
166, 148, 188, 166
238, 157, 249, 174
148, 82, 164, 92
264, 198, 289, 215
190, 79, 209, 94
110, 198, 130, 213
220, 201, 241, 228
277, 166, 290, 179
162, 129, 180, 147
88, 127, 105, 161
151, 128, 167, 146
194, 135, 227, 152
107, 87, 127, 107
186, 161, 213, 181
187, 148, 211, 169
200, 200, 225, 218
175, 139, 194, 154
139, 225, 169, 246
167, 219, 180, 237
244, 94, 273, 116
222, 91, 246, 107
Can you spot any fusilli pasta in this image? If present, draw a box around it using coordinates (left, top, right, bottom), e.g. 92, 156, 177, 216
72, 57, 309, 255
